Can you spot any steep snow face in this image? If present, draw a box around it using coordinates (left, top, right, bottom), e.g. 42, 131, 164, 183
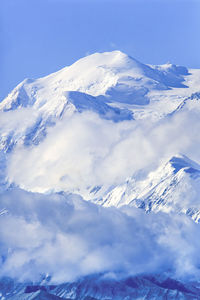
65, 91, 133, 122
96, 155, 200, 222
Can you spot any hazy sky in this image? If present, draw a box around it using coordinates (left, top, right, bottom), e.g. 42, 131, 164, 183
1, 0, 200, 100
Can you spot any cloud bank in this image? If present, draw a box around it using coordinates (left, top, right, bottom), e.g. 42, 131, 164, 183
0, 188, 200, 283
6, 106, 200, 194
1, 98, 200, 284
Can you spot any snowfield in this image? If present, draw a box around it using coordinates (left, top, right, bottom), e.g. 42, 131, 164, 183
1, 51, 200, 298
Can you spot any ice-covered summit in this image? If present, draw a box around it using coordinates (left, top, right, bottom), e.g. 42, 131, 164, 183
0, 50, 197, 153
0, 50, 189, 113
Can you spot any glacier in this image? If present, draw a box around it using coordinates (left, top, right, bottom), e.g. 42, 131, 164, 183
1, 50, 200, 298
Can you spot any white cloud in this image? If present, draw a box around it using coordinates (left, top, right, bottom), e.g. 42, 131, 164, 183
2, 100, 200, 284
0, 188, 200, 283
6, 107, 200, 195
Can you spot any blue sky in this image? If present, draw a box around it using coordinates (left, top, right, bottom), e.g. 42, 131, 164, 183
1, 0, 200, 100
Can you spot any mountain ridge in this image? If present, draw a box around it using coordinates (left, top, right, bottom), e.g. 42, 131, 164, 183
91, 154, 200, 222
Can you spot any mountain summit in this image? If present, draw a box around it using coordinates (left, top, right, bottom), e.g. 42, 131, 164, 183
0, 50, 188, 112
0, 50, 195, 153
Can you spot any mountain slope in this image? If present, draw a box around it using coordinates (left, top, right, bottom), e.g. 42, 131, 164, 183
94, 154, 200, 222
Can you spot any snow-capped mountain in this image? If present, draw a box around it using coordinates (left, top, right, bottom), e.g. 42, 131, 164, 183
1, 51, 200, 215
1, 50, 200, 297
1, 50, 200, 215
0, 50, 199, 153
0, 50, 189, 113
92, 154, 200, 222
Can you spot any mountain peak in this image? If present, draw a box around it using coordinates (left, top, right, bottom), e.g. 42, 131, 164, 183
168, 154, 200, 174
75, 50, 135, 67
95, 153, 200, 222
0, 50, 189, 114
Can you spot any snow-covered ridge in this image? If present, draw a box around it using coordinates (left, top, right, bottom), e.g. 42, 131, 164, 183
93, 154, 200, 222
